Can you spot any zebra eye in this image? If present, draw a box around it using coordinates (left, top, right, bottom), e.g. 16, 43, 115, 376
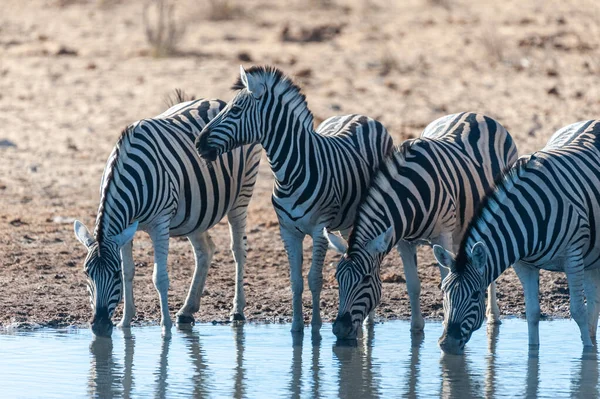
471, 290, 481, 300
231, 105, 243, 114
361, 275, 372, 284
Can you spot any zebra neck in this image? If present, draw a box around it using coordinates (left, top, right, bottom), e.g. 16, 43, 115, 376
260, 93, 315, 186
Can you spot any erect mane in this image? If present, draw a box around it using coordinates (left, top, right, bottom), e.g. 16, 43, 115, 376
94, 125, 133, 245
454, 156, 532, 274
164, 88, 196, 108
231, 65, 305, 99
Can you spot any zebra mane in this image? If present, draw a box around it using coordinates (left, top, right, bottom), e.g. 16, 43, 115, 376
164, 88, 196, 108
232, 65, 306, 100
454, 156, 532, 274
94, 125, 132, 247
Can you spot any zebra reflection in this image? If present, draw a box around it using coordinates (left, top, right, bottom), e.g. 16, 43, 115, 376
180, 329, 212, 398
233, 325, 246, 399
333, 323, 380, 398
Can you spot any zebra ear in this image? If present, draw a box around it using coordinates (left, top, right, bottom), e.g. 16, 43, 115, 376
325, 228, 348, 254
470, 242, 488, 276
433, 244, 455, 272
114, 221, 139, 248
239, 65, 249, 88
242, 67, 265, 99
74, 220, 95, 249
366, 226, 394, 256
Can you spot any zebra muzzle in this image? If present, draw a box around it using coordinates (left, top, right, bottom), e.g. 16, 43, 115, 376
91, 307, 113, 337
332, 312, 357, 340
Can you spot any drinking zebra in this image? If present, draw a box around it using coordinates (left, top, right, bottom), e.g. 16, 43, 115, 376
326, 112, 518, 339
195, 65, 394, 332
434, 120, 600, 354
74, 93, 261, 337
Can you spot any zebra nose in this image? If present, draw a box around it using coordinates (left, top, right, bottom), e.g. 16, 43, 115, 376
333, 312, 355, 340
91, 307, 113, 337
195, 130, 217, 161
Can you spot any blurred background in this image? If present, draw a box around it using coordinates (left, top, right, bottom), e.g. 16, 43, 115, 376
1, 0, 600, 326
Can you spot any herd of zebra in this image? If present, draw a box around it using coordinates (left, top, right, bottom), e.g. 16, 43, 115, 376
73, 65, 600, 355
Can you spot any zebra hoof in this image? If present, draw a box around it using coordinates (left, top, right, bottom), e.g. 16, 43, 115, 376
176, 314, 195, 325
230, 313, 246, 322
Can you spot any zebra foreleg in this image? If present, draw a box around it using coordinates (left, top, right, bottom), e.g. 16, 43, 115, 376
566, 254, 593, 347
583, 268, 600, 342
514, 262, 541, 346
228, 207, 249, 321
150, 224, 173, 337
309, 231, 329, 333
397, 240, 424, 332
176, 231, 215, 326
281, 227, 305, 333
117, 240, 136, 329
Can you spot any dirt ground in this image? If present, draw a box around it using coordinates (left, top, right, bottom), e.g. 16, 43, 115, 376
1, 0, 599, 329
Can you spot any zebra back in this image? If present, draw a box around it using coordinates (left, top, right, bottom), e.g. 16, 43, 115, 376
94, 98, 261, 243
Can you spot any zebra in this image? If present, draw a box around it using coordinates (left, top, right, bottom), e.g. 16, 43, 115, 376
195, 65, 394, 333
433, 120, 600, 354
326, 112, 518, 339
73, 93, 262, 337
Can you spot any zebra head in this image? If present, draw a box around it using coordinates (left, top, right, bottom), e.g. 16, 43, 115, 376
433, 242, 488, 355
326, 227, 393, 340
196, 66, 268, 161
73, 220, 137, 337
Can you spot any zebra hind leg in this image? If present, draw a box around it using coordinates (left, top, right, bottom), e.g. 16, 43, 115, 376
486, 283, 502, 325
227, 206, 249, 321
176, 231, 215, 326
565, 254, 593, 347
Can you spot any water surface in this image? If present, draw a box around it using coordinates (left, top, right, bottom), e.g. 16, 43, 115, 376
0, 319, 597, 398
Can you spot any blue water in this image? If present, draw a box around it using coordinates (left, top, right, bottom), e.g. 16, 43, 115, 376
0, 319, 597, 398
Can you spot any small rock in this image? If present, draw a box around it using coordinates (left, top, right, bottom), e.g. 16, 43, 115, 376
547, 86, 560, 96
52, 216, 76, 224
55, 46, 78, 56
0, 139, 16, 148
237, 51, 252, 62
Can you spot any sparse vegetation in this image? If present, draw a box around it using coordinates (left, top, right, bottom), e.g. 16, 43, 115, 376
143, 0, 186, 57
481, 29, 505, 64
427, 0, 452, 10
207, 0, 241, 21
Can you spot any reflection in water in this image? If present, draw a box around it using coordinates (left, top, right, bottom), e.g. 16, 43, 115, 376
403, 332, 424, 399
122, 329, 135, 399
333, 324, 380, 398
440, 351, 480, 399
88, 336, 122, 399
233, 324, 246, 399
290, 332, 304, 399
154, 337, 171, 399
525, 347, 540, 398
311, 332, 322, 399
572, 348, 599, 399
484, 324, 500, 399
180, 328, 211, 398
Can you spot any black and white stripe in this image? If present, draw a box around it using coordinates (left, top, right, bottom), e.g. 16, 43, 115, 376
195, 66, 394, 332
434, 120, 600, 354
327, 112, 518, 339
74, 94, 261, 337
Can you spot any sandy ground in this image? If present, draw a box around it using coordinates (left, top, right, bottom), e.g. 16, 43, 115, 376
1, 0, 599, 328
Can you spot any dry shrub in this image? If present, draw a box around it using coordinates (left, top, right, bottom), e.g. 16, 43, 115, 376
207, 0, 241, 21
427, 0, 452, 10
143, 0, 186, 57
481, 29, 505, 64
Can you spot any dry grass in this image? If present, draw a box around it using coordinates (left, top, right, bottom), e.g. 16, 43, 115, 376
143, 0, 186, 57
426, 0, 452, 10
481, 29, 505, 64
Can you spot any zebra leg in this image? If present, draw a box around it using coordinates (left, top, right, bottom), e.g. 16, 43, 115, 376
397, 240, 423, 332
176, 231, 215, 325
150, 224, 173, 337
583, 268, 600, 341
565, 254, 593, 347
309, 231, 329, 333
514, 262, 541, 346
117, 240, 135, 329
486, 283, 502, 325
228, 207, 249, 321
281, 227, 305, 333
